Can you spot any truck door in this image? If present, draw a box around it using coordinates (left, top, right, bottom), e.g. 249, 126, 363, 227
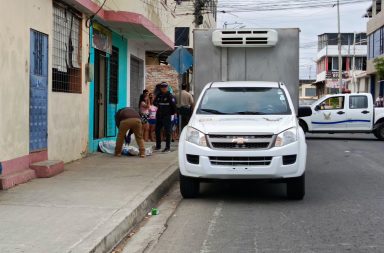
311, 96, 347, 131
347, 95, 373, 131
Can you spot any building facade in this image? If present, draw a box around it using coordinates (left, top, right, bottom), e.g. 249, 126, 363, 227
145, 0, 218, 95
365, 0, 384, 98
0, 0, 91, 189
314, 33, 368, 97
299, 80, 317, 99
0, 0, 216, 189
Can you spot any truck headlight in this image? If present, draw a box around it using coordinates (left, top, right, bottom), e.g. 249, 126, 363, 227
186, 127, 207, 147
274, 128, 297, 147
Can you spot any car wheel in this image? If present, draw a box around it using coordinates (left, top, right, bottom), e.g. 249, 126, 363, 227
373, 125, 384, 140
179, 173, 200, 198
286, 173, 305, 200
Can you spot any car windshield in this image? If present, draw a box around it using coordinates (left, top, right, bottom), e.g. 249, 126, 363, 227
197, 87, 291, 115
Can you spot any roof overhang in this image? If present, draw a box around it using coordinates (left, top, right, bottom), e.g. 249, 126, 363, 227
59, 0, 173, 50
312, 80, 325, 86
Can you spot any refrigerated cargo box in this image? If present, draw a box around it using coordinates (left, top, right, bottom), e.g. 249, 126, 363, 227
192, 28, 300, 111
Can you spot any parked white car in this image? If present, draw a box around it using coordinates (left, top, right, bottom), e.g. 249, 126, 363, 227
178, 81, 311, 199
298, 93, 384, 140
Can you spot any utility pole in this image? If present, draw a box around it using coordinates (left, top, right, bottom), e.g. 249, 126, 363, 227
352, 32, 356, 92
337, 0, 343, 93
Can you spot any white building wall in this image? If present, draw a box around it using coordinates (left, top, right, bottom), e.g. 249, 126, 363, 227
317, 45, 367, 59
0, 0, 89, 163
48, 15, 90, 163
0, 0, 52, 161
127, 40, 146, 107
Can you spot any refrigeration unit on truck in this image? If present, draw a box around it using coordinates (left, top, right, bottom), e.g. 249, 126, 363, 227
178, 28, 312, 200
298, 93, 384, 139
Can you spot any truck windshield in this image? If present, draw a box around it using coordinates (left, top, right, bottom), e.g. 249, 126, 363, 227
198, 87, 291, 115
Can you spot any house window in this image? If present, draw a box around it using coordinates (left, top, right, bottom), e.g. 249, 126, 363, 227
374, 29, 381, 58
354, 57, 367, 71
331, 57, 339, 71
52, 3, 82, 93
109, 46, 119, 104
305, 88, 317, 97
175, 27, 190, 47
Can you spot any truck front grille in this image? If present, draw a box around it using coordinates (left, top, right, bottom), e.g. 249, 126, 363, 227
209, 156, 272, 166
207, 134, 274, 150
211, 143, 269, 149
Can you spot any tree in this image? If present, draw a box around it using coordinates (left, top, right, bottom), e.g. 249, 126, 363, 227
374, 57, 384, 81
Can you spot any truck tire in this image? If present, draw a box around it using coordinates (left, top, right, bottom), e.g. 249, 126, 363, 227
373, 125, 384, 140
180, 173, 200, 198
286, 173, 305, 200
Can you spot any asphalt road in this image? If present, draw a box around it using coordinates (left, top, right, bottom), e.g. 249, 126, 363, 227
149, 134, 384, 253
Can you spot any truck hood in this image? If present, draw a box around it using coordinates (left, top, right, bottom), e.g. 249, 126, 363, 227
190, 115, 297, 135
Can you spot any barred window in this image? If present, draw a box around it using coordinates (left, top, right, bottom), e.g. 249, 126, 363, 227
52, 3, 82, 93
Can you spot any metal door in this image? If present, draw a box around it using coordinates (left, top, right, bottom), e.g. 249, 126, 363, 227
311, 96, 347, 131
29, 30, 48, 152
106, 47, 119, 137
130, 56, 144, 111
347, 95, 372, 131
94, 49, 107, 139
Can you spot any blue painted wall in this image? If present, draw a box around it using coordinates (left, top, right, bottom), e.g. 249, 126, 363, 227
88, 27, 128, 152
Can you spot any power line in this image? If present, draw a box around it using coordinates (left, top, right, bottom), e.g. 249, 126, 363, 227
177, 0, 370, 15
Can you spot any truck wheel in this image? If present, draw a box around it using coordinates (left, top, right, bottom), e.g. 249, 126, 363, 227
373, 125, 384, 140
180, 173, 200, 198
299, 120, 308, 133
286, 173, 305, 200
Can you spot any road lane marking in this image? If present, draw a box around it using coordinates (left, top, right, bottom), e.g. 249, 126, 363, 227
200, 201, 224, 253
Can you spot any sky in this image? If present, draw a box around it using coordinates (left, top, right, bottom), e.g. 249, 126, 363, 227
217, 0, 372, 80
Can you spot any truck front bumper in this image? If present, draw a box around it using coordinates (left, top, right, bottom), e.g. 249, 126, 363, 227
179, 140, 306, 180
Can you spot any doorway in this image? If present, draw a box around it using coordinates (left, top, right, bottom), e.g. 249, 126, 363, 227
130, 56, 144, 111
94, 49, 107, 139
29, 30, 48, 152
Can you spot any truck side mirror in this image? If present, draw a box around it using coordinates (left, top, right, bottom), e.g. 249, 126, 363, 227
298, 106, 312, 117
314, 105, 321, 111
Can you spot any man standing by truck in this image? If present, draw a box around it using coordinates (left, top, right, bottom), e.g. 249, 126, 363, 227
179, 84, 194, 130
153, 82, 177, 152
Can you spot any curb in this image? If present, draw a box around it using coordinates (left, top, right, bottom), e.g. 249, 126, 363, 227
68, 162, 179, 253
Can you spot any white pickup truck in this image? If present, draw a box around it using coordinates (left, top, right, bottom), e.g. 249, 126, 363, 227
298, 93, 384, 140
179, 81, 312, 200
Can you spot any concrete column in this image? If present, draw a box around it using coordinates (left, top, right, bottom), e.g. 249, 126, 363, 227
372, 0, 377, 16
382, 0, 384, 13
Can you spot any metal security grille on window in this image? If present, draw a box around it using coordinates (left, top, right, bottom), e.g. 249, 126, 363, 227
52, 4, 82, 93
34, 34, 44, 76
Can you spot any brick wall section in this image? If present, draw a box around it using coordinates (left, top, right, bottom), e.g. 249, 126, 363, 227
146, 65, 179, 95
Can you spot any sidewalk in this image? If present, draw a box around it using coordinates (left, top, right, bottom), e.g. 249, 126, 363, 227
0, 147, 178, 253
